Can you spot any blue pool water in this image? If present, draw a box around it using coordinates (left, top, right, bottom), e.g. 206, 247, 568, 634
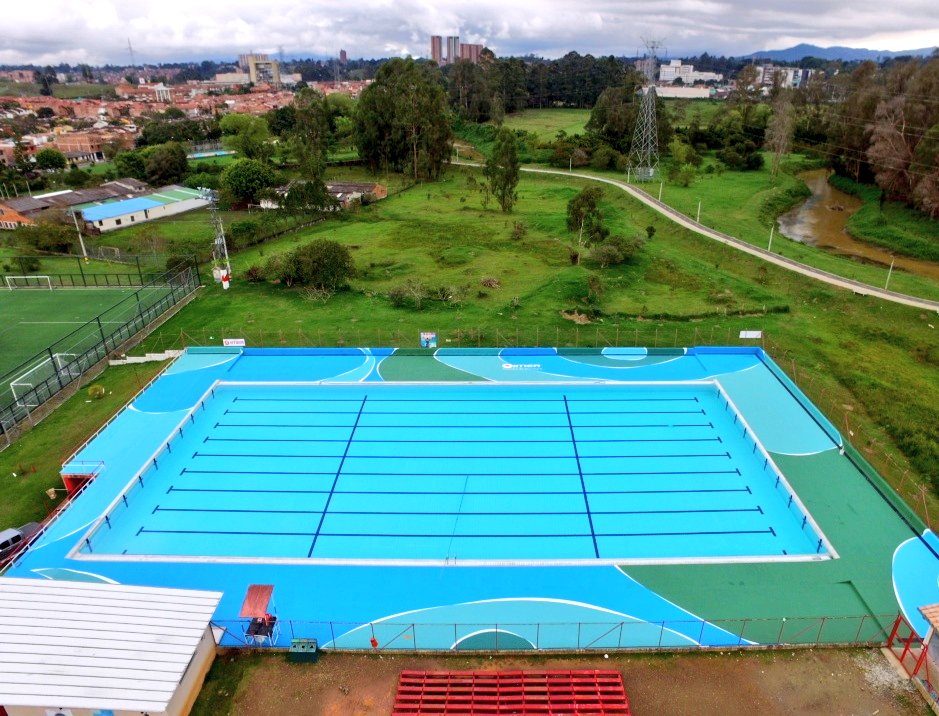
79, 381, 826, 562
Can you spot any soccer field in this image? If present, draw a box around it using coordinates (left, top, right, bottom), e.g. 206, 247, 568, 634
0, 288, 140, 379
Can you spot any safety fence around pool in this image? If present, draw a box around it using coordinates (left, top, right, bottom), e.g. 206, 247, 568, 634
211, 613, 897, 651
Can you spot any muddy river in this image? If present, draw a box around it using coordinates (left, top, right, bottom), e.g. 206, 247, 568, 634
776, 168, 939, 282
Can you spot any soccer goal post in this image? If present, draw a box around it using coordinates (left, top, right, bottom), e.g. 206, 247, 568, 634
10, 353, 84, 407
5, 275, 53, 290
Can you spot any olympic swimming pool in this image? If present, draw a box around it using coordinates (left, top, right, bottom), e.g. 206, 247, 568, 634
75, 381, 830, 564
8, 346, 933, 650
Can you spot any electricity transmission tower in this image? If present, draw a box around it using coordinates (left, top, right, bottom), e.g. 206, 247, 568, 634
201, 189, 231, 282
628, 38, 664, 181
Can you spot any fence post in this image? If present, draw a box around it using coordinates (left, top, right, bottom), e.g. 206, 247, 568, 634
854, 615, 868, 643
48, 348, 64, 390
815, 616, 827, 645
95, 317, 108, 350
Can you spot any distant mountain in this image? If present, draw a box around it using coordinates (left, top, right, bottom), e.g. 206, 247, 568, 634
741, 43, 936, 62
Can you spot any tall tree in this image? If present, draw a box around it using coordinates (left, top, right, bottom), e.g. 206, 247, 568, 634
766, 92, 795, 178
281, 89, 334, 214
219, 113, 272, 163
221, 158, 277, 204
566, 187, 608, 262
484, 127, 520, 213
354, 58, 452, 181
34, 147, 67, 171
145, 142, 189, 185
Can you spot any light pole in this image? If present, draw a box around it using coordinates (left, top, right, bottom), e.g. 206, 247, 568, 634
696, 199, 701, 223
767, 224, 775, 252
70, 210, 88, 258
658, 181, 663, 202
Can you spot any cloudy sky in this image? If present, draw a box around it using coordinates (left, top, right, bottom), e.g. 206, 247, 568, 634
2, 0, 937, 65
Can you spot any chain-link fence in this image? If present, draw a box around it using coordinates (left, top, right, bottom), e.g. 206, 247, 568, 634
1, 253, 168, 288
147, 324, 768, 353
211, 613, 895, 651
0, 262, 201, 447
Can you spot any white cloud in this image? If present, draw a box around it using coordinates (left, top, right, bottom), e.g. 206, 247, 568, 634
1, 0, 935, 64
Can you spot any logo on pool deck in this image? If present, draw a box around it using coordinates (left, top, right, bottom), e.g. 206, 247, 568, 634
502, 362, 542, 370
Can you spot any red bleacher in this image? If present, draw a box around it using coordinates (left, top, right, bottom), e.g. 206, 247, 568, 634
392, 669, 632, 715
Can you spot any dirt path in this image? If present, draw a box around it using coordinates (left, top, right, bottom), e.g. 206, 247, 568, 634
203, 648, 926, 715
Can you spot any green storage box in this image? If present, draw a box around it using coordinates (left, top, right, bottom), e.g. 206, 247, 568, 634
288, 638, 319, 663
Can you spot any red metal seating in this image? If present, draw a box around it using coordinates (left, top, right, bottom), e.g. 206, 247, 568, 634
392, 669, 632, 715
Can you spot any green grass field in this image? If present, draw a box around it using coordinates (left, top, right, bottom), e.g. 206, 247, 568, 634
0, 81, 115, 98
0, 250, 164, 278
502, 108, 591, 141
662, 98, 725, 128
0, 288, 149, 380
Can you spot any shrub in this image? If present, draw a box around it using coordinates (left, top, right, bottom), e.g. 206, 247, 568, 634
265, 240, 354, 290
87, 384, 106, 400
165, 255, 191, 273
243, 264, 265, 283
590, 243, 624, 268
292, 240, 355, 290
388, 279, 428, 309
229, 219, 262, 250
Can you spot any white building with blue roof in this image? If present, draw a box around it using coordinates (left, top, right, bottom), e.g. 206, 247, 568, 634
80, 186, 210, 233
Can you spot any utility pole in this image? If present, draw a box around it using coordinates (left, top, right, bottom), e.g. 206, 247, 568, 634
696, 199, 701, 223
884, 257, 896, 291
768, 224, 775, 252
71, 210, 88, 258
201, 188, 231, 288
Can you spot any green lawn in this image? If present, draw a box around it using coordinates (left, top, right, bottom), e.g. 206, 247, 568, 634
1, 249, 164, 277
0, 82, 117, 98
502, 108, 592, 141
661, 98, 724, 128
828, 175, 939, 262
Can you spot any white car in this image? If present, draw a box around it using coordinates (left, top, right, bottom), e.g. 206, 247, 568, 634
0, 522, 41, 561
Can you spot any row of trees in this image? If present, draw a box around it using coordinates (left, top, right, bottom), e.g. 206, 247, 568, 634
825, 56, 939, 216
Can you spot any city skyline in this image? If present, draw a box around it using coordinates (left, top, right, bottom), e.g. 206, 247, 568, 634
1, 0, 936, 66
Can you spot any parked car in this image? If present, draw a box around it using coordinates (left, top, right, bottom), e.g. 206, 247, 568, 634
0, 522, 41, 561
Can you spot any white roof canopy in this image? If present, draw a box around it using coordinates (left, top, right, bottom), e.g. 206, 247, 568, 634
0, 577, 222, 712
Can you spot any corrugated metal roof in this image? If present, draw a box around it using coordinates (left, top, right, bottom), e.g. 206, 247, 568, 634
3, 196, 50, 213
0, 577, 222, 712
920, 604, 939, 632
81, 197, 162, 222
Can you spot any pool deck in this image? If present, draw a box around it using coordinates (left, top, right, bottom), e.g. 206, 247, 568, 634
6, 347, 937, 650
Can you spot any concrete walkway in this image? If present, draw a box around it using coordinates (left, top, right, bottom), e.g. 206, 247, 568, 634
458, 161, 939, 312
